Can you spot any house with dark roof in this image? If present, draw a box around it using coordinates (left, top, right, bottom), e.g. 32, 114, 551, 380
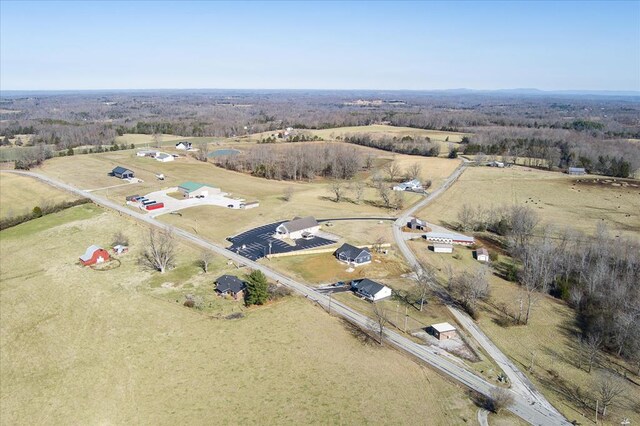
334, 243, 371, 266
275, 216, 319, 240
215, 275, 247, 300
111, 166, 135, 179
350, 278, 392, 302
475, 247, 489, 262
175, 141, 193, 150
408, 218, 428, 231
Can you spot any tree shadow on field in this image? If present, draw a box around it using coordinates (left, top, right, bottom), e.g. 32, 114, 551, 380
340, 318, 377, 347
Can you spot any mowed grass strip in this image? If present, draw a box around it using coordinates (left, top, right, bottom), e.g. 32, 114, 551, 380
0, 172, 80, 219
1, 205, 481, 425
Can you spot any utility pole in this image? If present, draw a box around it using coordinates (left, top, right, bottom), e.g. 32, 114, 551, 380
328, 292, 332, 315
404, 306, 408, 332
595, 400, 598, 424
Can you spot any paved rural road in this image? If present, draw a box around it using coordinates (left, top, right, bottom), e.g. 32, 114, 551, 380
391, 160, 567, 421
7, 170, 570, 426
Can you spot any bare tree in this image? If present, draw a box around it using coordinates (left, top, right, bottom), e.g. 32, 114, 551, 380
372, 236, 386, 253
508, 205, 540, 258
377, 184, 391, 208
406, 162, 422, 180
372, 303, 390, 345
584, 331, 603, 373
329, 181, 345, 202
199, 250, 213, 273
393, 190, 405, 210
194, 141, 209, 161
365, 154, 375, 170
385, 161, 401, 182
487, 388, 514, 413
517, 235, 556, 324
595, 374, 625, 418
139, 228, 176, 273
351, 181, 365, 204
152, 133, 162, 148
283, 186, 294, 202
112, 230, 129, 247
457, 203, 475, 232
414, 265, 434, 312
449, 267, 490, 317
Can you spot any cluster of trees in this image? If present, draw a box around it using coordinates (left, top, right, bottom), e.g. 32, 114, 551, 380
343, 134, 441, 157
259, 133, 323, 143
14, 144, 54, 169
213, 144, 364, 181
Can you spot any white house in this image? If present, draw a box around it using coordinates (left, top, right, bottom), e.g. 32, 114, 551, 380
476, 247, 490, 262
175, 141, 193, 150
155, 152, 174, 162
568, 167, 586, 175
424, 232, 475, 246
393, 179, 422, 191
275, 216, 320, 240
488, 161, 505, 168
351, 278, 392, 302
433, 243, 453, 253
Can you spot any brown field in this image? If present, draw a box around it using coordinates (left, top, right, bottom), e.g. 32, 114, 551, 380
36, 148, 460, 244
0, 172, 80, 218
418, 165, 640, 240
0, 204, 496, 425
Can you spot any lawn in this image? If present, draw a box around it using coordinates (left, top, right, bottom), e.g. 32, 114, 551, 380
0, 172, 80, 219
0, 204, 487, 425
418, 165, 640, 240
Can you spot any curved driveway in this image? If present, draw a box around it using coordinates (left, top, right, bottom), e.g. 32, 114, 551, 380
4, 169, 570, 426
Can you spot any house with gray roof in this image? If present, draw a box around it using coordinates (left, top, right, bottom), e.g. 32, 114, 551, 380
350, 278, 392, 302
334, 243, 371, 266
275, 216, 320, 240
215, 275, 247, 300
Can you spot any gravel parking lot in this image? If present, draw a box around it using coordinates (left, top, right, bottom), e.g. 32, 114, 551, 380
132, 187, 244, 217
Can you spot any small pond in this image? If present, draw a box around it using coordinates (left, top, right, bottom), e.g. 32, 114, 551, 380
208, 149, 240, 158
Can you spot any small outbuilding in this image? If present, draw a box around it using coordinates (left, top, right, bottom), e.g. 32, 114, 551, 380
476, 247, 489, 262
155, 152, 174, 162
431, 322, 457, 340
79, 245, 110, 266
113, 245, 128, 255
111, 166, 135, 179
334, 243, 372, 266
432, 243, 453, 254
568, 167, 586, 175
408, 218, 428, 231
175, 141, 193, 150
275, 216, 320, 240
215, 275, 247, 300
351, 278, 392, 302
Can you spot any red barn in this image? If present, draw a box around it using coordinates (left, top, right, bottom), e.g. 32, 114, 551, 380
79, 245, 110, 266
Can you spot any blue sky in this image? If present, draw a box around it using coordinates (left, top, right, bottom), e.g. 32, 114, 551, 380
1, 1, 639, 91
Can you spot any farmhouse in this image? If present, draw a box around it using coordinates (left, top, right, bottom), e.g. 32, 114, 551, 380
334, 243, 372, 266
178, 182, 221, 198
476, 247, 489, 262
275, 216, 320, 240
431, 322, 457, 340
424, 232, 474, 246
79, 245, 110, 266
215, 275, 247, 300
408, 218, 428, 231
111, 166, 134, 179
488, 161, 505, 168
432, 243, 453, 253
568, 167, 586, 175
393, 179, 422, 192
155, 152, 174, 162
351, 278, 392, 302
136, 150, 157, 157
175, 141, 192, 150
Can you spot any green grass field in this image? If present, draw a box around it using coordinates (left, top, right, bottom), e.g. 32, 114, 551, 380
1, 204, 491, 425
0, 172, 80, 219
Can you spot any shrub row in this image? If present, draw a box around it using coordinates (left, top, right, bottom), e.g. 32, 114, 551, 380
0, 198, 92, 230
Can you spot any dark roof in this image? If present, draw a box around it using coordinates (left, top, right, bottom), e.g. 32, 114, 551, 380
335, 243, 369, 259
280, 216, 318, 233
215, 275, 246, 294
112, 166, 133, 175
351, 278, 387, 295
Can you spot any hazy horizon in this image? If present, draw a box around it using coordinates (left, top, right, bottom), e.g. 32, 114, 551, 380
1, 1, 639, 92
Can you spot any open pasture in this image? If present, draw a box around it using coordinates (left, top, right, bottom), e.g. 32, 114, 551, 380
0, 205, 481, 425
419, 165, 640, 240
0, 172, 80, 218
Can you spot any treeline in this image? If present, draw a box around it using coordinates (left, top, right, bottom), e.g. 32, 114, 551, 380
0, 198, 92, 230
463, 128, 638, 178
259, 133, 324, 143
457, 204, 640, 366
213, 144, 364, 181
343, 134, 441, 157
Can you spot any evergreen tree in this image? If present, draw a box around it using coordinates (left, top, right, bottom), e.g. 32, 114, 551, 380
245, 270, 269, 306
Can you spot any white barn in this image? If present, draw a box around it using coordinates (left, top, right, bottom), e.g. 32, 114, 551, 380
476, 247, 490, 262
433, 243, 453, 253
424, 232, 475, 246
